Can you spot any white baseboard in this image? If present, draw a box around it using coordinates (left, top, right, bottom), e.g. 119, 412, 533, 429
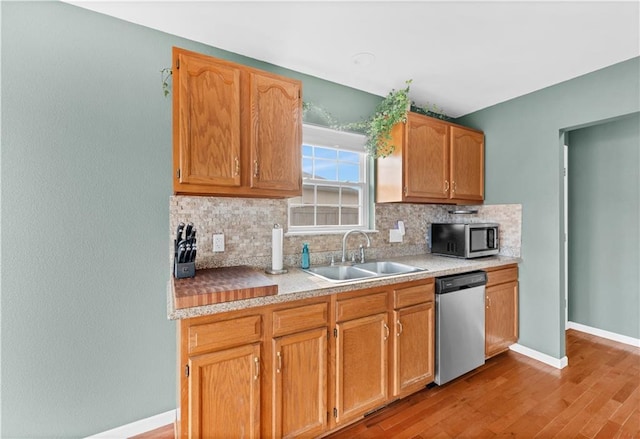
509, 343, 569, 369
85, 409, 175, 439
567, 321, 640, 348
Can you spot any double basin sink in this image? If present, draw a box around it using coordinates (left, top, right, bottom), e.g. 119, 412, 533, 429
304, 261, 425, 283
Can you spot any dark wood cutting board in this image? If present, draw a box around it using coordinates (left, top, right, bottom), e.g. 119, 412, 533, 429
173, 266, 278, 309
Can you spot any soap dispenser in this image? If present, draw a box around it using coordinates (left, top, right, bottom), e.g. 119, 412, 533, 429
301, 243, 310, 269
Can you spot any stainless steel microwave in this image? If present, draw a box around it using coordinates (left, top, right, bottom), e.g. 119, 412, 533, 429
430, 223, 499, 258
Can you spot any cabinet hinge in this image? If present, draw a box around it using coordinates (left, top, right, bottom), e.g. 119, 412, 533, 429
185, 364, 189, 377
176, 58, 180, 70
298, 89, 301, 99
333, 407, 337, 418
333, 328, 338, 338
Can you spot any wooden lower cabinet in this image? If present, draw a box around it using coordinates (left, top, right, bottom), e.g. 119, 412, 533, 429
176, 278, 443, 438
391, 281, 435, 398
393, 302, 434, 396
335, 312, 389, 425
188, 343, 261, 438
272, 328, 327, 438
485, 265, 519, 358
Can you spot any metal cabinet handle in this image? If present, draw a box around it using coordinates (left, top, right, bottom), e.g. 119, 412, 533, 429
452, 181, 457, 193
234, 157, 240, 176
403, 186, 408, 197
486, 295, 491, 309
384, 323, 390, 341
253, 160, 259, 178
276, 351, 282, 373
254, 357, 260, 380
444, 180, 449, 193
396, 320, 403, 336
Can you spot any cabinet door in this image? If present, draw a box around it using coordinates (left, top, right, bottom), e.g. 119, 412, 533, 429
404, 114, 449, 200
173, 48, 241, 191
188, 343, 260, 439
335, 313, 389, 425
273, 328, 327, 438
485, 281, 519, 358
450, 126, 484, 201
248, 71, 302, 193
393, 302, 434, 397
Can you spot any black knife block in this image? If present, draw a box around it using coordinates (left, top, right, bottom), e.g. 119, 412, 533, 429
174, 259, 195, 279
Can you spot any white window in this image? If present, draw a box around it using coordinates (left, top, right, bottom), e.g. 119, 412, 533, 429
288, 124, 371, 233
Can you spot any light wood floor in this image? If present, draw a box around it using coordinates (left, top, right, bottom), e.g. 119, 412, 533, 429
132, 329, 639, 438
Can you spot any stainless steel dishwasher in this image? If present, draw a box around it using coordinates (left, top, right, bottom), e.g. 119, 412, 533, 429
434, 270, 487, 385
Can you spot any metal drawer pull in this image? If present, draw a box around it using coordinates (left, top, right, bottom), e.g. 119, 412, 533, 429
396, 320, 403, 336
384, 323, 390, 341
276, 351, 282, 373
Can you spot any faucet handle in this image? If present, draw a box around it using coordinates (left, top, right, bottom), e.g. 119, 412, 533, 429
330, 255, 335, 266
358, 244, 366, 263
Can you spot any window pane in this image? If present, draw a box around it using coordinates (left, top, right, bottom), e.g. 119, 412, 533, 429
290, 206, 315, 226
341, 207, 360, 225
302, 145, 313, 157
341, 187, 360, 205
314, 159, 337, 181
339, 150, 360, 162
314, 147, 337, 160
302, 186, 315, 204
316, 185, 340, 204
302, 158, 313, 178
338, 163, 360, 182
316, 206, 339, 225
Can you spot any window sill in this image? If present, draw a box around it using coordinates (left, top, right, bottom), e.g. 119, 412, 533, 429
285, 229, 379, 237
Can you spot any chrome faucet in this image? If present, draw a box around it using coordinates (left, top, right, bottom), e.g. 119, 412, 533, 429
341, 229, 371, 263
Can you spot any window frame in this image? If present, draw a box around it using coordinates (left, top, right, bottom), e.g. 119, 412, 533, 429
287, 124, 373, 235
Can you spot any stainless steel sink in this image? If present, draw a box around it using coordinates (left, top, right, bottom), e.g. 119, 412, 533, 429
304, 261, 424, 283
354, 261, 423, 275
305, 265, 377, 281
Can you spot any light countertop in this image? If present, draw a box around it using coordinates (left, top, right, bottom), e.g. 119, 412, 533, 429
167, 254, 520, 320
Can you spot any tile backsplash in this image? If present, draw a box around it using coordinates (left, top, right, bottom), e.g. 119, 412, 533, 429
170, 196, 521, 270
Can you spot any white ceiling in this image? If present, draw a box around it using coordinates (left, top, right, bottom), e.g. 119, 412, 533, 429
66, 0, 639, 117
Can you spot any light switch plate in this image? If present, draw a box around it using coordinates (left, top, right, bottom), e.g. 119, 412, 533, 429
212, 233, 225, 252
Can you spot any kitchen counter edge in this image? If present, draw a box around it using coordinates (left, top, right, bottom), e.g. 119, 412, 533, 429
167, 254, 521, 320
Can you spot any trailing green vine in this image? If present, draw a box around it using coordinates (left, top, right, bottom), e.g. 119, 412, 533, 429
161, 68, 172, 97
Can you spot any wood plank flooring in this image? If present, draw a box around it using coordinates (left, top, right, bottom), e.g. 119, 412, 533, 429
131, 329, 639, 438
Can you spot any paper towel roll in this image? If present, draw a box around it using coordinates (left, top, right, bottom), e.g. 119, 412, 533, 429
271, 224, 283, 271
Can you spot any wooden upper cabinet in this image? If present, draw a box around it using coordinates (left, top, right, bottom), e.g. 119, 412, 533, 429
450, 126, 484, 201
172, 47, 302, 197
173, 49, 241, 190
376, 112, 484, 204
248, 71, 302, 193
405, 114, 449, 200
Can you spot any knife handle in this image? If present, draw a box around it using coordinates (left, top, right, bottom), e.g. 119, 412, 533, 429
191, 244, 197, 262
184, 223, 193, 241
177, 244, 186, 264
176, 222, 185, 242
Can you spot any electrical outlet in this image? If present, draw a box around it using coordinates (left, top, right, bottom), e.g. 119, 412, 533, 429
212, 233, 225, 252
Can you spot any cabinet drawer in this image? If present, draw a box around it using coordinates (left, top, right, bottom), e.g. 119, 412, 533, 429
486, 265, 518, 287
188, 315, 262, 355
336, 292, 388, 322
394, 282, 434, 309
272, 302, 328, 336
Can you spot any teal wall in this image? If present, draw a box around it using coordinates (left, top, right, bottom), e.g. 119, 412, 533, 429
459, 57, 640, 359
567, 114, 639, 338
0, 2, 379, 436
